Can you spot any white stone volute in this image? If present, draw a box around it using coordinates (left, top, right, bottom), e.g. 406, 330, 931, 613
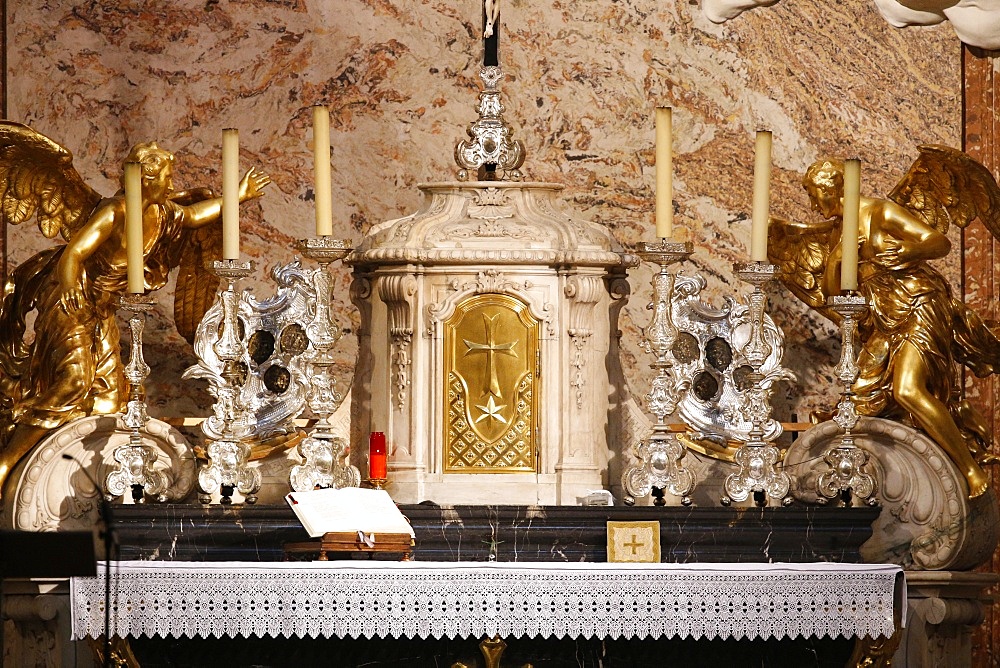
4, 415, 195, 531
785, 417, 999, 570
565, 275, 604, 409
377, 274, 418, 411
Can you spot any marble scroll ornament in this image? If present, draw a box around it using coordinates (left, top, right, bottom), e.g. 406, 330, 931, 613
4, 415, 195, 531
785, 417, 1000, 570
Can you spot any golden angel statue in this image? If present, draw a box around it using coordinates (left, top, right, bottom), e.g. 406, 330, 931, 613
0, 122, 270, 494
769, 145, 1000, 499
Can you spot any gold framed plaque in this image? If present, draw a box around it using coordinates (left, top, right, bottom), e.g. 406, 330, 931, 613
607, 521, 661, 563
443, 292, 539, 473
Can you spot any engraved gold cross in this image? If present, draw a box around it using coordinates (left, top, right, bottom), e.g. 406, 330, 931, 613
463, 313, 517, 397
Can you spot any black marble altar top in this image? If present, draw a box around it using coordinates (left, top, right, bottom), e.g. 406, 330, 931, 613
110, 503, 879, 564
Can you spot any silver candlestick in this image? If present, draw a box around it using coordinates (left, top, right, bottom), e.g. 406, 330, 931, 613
106, 293, 168, 503
289, 238, 361, 492
722, 261, 790, 507
817, 292, 877, 506
622, 240, 696, 506
198, 259, 260, 505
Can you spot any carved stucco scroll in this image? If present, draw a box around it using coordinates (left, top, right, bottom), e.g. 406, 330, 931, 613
427, 269, 555, 339
377, 274, 418, 411
564, 275, 604, 409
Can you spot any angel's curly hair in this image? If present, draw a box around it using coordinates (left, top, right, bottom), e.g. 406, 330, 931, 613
803, 159, 844, 193
121, 142, 174, 183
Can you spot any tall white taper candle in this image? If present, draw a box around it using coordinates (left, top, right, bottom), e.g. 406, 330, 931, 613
124, 162, 144, 294
841, 158, 861, 292
750, 130, 772, 262
313, 105, 333, 237
655, 107, 673, 239
222, 128, 240, 260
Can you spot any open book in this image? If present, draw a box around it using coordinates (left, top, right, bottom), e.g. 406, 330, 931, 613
285, 487, 415, 539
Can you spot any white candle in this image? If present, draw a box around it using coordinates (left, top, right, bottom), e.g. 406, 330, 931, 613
750, 130, 772, 262
313, 105, 333, 237
841, 158, 861, 292
655, 107, 673, 239
124, 162, 144, 294
222, 128, 240, 260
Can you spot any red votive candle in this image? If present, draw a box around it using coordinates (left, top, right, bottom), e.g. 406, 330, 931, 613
369, 432, 387, 480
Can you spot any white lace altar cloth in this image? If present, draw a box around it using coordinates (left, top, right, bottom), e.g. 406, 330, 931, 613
71, 560, 903, 641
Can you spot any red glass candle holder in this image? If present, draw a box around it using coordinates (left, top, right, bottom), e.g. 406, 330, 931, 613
369, 431, 387, 486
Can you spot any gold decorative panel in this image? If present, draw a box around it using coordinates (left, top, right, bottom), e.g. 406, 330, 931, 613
607, 521, 661, 563
444, 293, 538, 473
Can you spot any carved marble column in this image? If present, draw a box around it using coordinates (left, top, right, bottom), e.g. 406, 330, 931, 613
558, 269, 618, 500
349, 275, 376, 478
374, 272, 419, 474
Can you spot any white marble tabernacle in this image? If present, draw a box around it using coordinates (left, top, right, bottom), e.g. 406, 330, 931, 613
346, 181, 635, 505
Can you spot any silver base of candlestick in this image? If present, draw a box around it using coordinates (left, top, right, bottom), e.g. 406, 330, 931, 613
287, 238, 361, 492
623, 429, 694, 506
198, 436, 259, 505
817, 293, 877, 506
198, 259, 261, 504
621, 240, 696, 505
722, 262, 791, 507
290, 433, 361, 491
455, 66, 526, 181
106, 294, 168, 502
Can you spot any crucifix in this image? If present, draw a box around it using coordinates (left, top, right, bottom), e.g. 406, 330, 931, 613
455, 0, 525, 180
483, 0, 500, 67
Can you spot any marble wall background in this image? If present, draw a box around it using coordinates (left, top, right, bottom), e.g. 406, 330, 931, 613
5, 0, 960, 427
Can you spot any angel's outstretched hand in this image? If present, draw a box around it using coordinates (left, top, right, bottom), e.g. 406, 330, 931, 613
239, 167, 271, 202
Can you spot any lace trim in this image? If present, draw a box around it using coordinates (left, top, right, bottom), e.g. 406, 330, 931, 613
72, 561, 902, 641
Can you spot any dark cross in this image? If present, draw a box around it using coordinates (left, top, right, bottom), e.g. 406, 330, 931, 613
483, 0, 499, 67
624, 533, 645, 556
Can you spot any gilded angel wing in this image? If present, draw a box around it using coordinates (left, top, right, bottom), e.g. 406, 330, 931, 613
0, 122, 102, 239
767, 216, 836, 312
165, 188, 222, 345
888, 144, 1000, 238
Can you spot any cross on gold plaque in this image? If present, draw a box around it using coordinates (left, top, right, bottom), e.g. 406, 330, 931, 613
463, 313, 518, 398
607, 521, 661, 563
443, 293, 538, 472
624, 534, 644, 555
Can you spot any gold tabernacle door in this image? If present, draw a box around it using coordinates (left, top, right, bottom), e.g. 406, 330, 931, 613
443, 293, 539, 473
